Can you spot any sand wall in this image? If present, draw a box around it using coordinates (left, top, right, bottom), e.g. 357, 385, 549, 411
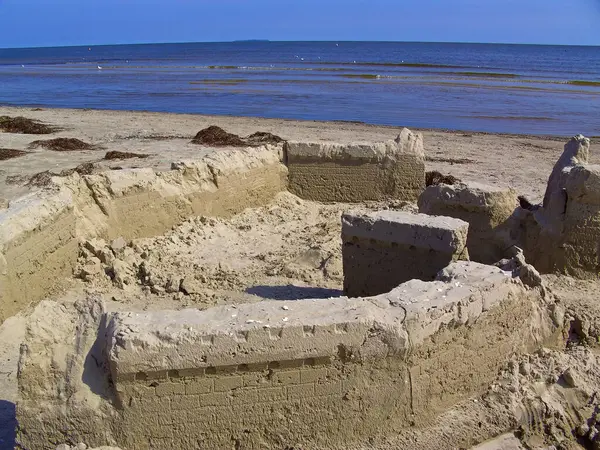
0, 192, 79, 322
286, 128, 425, 203
418, 182, 518, 265
341, 210, 469, 297
0, 146, 287, 323
16, 262, 557, 449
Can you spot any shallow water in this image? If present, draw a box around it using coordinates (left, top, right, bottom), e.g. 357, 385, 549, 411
0, 41, 599, 135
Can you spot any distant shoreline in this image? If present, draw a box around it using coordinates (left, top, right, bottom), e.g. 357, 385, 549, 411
2, 40, 600, 51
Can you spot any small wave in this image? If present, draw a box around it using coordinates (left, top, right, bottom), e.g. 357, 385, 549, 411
314, 61, 466, 69
469, 115, 556, 121
207, 65, 238, 69
456, 72, 520, 78
190, 79, 249, 85
341, 74, 380, 79
567, 80, 600, 87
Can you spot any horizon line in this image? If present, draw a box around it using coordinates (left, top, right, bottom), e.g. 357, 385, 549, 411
2, 39, 599, 51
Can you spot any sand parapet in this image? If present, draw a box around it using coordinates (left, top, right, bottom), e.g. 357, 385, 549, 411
286, 128, 425, 202
342, 210, 469, 297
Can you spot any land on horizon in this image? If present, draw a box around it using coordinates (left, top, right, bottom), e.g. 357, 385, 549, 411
2, 40, 600, 51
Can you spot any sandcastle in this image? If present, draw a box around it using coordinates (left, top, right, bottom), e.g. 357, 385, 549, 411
1, 128, 598, 449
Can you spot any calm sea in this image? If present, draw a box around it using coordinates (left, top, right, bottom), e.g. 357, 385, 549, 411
0, 41, 599, 136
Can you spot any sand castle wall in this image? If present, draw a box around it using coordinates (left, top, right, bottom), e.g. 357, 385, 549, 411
342, 210, 469, 297
531, 163, 600, 278
286, 128, 425, 203
418, 182, 518, 265
0, 146, 287, 323
16, 262, 558, 450
520, 136, 600, 279
0, 130, 429, 324
0, 191, 79, 322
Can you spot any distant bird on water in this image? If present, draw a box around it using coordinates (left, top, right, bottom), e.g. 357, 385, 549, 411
97, 65, 102, 70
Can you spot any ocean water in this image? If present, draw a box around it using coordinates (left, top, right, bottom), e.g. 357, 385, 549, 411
0, 41, 599, 136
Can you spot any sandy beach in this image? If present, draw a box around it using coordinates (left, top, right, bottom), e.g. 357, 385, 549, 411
2, 106, 600, 450
0, 106, 587, 204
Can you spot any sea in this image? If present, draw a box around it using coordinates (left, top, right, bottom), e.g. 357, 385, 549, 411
0, 41, 599, 136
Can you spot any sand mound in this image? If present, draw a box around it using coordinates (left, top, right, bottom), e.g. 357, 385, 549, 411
103, 150, 149, 160
28, 138, 99, 152
426, 170, 461, 186
0, 148, 29, 161
0, 116, 58, 134
191, 126, 246, 146
191, 126, 285, 147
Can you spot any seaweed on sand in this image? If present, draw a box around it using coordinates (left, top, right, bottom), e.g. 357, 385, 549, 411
0, 116, 58, 134
28, 138, 100, 152
0, 149, 29, 161
103, 151, 150, 160
191, 126, 246, 146
426, 171, 461, 187
191, 126, 285, 147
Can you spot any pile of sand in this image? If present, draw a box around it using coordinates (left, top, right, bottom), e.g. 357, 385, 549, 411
75, 192, 365, 308
74, 192, 416, 312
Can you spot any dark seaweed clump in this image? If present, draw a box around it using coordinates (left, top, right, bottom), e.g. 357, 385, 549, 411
191, 126, 285, 147
426, 171, 461, 187
191, 126, 246, 146
26, 163, 97, 187
103, 151, 150, 160
246, 131, 285, 145
0, 148, 29, 161
0, 116, 58, 134
28, 138, 99, 152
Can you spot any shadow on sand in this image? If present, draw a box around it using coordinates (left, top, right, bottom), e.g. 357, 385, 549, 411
245, 284, 344, 301
0, 400, 16, 450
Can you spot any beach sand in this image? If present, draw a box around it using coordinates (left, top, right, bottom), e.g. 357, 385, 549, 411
2, 107, 600, 450
0, 106, 588, 203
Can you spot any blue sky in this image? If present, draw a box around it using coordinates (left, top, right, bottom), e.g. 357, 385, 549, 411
0, 0, 598, 48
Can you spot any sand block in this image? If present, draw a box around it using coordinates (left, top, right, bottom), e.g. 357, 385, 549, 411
0, 190, 79, 323
551, 163, 600, 277
418, 181, 518, 264
543, 134, 590, 210
341, 210, 469, 297
17, 262, 556, 449
524, 136, 600, 278
286, 128, 425, 202
50, 261, 551, 450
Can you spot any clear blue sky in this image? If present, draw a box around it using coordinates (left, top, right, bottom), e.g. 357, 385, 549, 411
1, 0, 599, 48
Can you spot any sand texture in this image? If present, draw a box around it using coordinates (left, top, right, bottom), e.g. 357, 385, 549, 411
0, 106, 588, 203
1, 106, 600, 450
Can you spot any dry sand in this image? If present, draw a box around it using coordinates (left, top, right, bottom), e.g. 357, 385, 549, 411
1, 106, 600, 450
1, 106, 591, 203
